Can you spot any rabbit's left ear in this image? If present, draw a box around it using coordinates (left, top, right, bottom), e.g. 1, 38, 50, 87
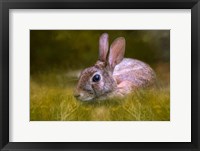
108, 37, 125, 70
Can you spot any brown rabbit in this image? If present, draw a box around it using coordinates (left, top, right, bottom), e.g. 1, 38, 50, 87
74, 33, 156, 101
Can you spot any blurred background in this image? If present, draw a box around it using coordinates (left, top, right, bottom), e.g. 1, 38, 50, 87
30, 30, 169, 73
30, 30, 170, 121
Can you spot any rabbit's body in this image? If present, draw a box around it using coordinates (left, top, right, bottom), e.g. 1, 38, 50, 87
113, 58, 156, 88
74, 33, 156, 101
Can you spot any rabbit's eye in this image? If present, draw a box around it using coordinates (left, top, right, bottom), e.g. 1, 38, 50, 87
92, 74, 101, 82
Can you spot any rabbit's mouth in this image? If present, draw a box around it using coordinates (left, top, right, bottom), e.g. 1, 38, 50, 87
76, 96, 95, 101
74, 92, 95, 101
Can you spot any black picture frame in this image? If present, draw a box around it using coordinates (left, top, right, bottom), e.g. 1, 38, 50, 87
0, 0, 200, 151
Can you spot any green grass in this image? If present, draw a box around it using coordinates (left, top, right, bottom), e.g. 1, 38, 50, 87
30, 65, 170, 121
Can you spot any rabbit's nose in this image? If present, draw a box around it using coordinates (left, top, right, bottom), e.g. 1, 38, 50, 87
74, 90, 82, 98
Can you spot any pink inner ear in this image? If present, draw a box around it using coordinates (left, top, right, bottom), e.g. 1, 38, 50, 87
99, 33, 109, 62
108, 37, 125, 69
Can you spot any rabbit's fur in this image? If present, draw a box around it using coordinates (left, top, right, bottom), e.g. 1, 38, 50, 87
74, 33, 156, 101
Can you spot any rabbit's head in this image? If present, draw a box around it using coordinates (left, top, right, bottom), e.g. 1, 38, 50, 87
74, 33, 125, 101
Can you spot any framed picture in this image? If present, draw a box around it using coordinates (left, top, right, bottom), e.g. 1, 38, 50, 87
0, 0, 199, 150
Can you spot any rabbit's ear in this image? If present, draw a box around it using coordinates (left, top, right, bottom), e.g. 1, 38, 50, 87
99, 33, 109, 62
108, 37, 125, 70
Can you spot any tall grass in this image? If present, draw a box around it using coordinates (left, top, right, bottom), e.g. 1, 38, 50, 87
30, 64, 170, 121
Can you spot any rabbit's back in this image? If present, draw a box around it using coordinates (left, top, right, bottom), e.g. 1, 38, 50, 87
113, 58, 156, 88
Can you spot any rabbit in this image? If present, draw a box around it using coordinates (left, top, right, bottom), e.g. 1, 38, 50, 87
74, 33, 156, 101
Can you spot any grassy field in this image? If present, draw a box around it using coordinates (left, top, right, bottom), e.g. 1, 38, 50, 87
30, 63, 170, 121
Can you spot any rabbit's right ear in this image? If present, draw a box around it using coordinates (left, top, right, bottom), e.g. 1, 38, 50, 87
98, 33, 109, 62
108, 37, 125, 71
